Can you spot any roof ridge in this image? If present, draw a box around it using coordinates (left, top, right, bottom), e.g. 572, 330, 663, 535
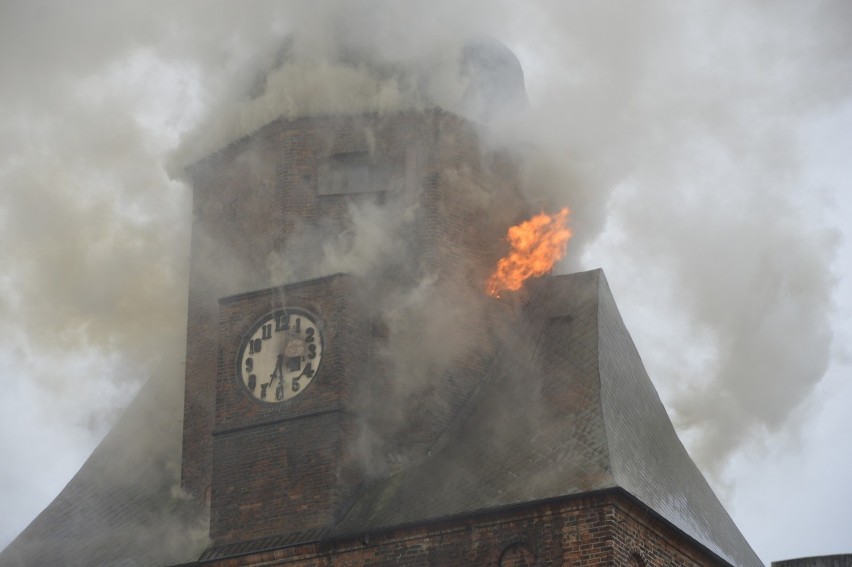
590, 269, 615, 483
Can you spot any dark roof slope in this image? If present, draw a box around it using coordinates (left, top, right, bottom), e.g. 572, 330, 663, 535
0, 376, 207, 567
337, 269, 761, 567
2, 269, 760, 567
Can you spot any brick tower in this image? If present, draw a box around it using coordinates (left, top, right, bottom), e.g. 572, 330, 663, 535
181, 109, 529, 545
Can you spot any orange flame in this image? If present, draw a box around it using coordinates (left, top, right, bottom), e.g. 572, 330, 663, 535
486, 208, 572, 297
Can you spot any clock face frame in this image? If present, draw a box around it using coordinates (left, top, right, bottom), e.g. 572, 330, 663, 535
236, 308, 324, 403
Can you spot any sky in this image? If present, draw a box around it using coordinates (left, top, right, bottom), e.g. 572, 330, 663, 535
1, 1, 851, 564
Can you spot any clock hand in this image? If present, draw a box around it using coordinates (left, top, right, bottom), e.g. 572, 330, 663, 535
267, 354, 288, 401
269, 354, 285, 387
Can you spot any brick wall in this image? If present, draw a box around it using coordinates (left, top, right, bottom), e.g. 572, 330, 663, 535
190, 490, 727, 566
607, 494, 723, 567
182, 116, 284, 501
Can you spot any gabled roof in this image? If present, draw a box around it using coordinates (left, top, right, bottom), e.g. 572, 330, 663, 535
1, 269, 761, 567
335, 269, 761, 567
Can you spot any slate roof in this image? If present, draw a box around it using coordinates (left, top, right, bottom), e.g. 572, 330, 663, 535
333, 269, 762, 567
0, 269, 761, 567
0, 376, 207, 567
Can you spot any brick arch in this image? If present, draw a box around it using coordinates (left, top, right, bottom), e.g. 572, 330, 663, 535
498, 541, 536, 567
629, 548, 647, 567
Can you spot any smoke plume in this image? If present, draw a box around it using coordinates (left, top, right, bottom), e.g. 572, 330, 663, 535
1, 1, 849, 561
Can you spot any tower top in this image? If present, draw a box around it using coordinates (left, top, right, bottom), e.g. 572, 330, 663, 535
175, 35, 529, 168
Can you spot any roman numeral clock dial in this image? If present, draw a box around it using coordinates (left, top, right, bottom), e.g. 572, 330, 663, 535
237, 308, 324, 403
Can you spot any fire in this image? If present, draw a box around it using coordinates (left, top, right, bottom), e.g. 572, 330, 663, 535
486, 208, 572, 297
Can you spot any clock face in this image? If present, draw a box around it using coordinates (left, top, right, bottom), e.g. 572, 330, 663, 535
237, 308, 324, 403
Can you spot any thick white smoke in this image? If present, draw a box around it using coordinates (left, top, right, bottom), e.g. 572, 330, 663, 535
1, 1, 850, 562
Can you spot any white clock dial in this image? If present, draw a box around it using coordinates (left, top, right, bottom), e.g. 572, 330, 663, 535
237, 308, 323, 403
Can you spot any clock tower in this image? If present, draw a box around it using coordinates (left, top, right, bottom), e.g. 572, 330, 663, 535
211, 274, 370, 543
181, 109, 529, 546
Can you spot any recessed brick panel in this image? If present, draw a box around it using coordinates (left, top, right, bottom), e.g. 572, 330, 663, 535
210, 411, 358, 544
215, 275, 369, 431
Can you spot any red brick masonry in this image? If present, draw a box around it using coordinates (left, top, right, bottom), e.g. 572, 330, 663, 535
187, 489, 726, 566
